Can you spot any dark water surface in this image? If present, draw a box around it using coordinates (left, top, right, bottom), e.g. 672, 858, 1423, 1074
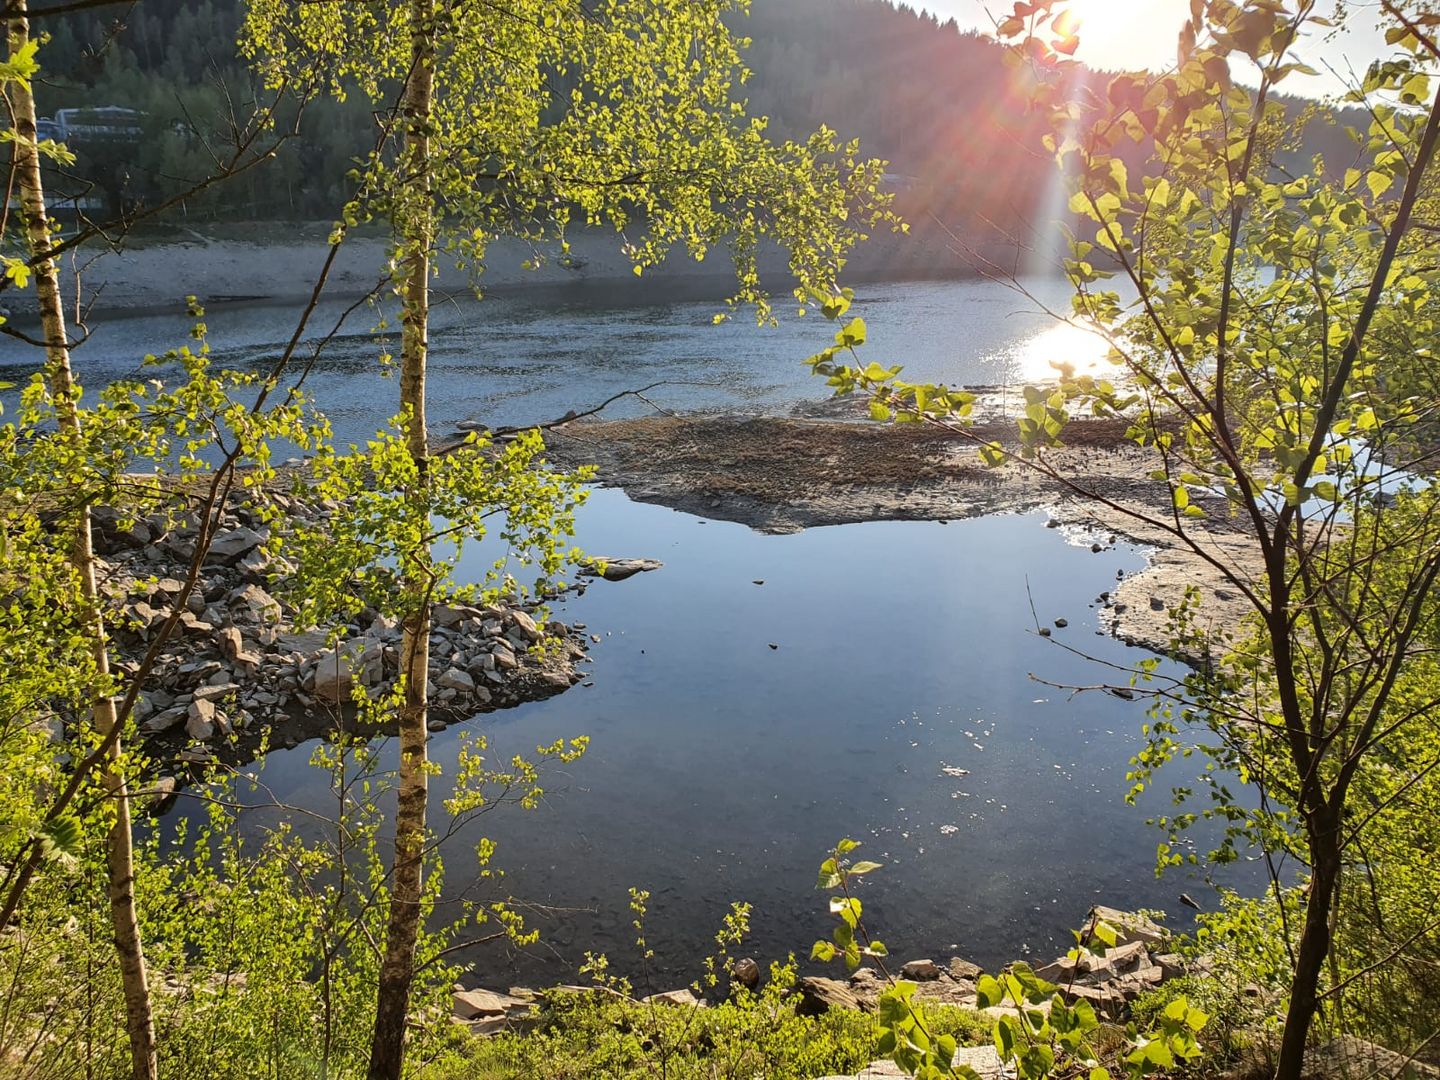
234, 490, 1240, 985
6, 277, 1105, 444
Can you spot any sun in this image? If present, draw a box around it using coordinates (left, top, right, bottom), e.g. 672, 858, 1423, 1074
1049, 0, 1191, 74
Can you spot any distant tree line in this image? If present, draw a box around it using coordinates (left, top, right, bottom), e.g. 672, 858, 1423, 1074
33, 0, 1362, 239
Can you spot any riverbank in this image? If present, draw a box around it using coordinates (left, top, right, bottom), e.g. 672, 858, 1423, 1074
88, 484, 593, 782
11, 221, 1008, 318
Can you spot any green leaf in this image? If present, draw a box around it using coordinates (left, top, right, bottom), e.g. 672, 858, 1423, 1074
1092, 919, 1118, 948
849, 860, 883, 876
976, 974, 1004, 1009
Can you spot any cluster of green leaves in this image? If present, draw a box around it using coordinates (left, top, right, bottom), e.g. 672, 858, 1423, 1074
239, 0, 900, 324
275, 423, 592, 633
0, 34, 75, 298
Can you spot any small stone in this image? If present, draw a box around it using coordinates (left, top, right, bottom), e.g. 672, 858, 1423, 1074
437, 668, 475, 694
900, 959, 942, 981
732, 958, 761, 990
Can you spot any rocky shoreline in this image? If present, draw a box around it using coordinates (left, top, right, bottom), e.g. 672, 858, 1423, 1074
450, 906, 1196, 1079
88, 486, 594, 781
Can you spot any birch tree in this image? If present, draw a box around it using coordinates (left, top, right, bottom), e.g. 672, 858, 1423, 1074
241, 2, 896, 1075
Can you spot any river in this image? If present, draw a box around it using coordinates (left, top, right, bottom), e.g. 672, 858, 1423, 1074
8, 273, 1240, 984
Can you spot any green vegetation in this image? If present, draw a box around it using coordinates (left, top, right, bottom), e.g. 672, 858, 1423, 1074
810, 1, 1440, 1077
420, 978, 885, 1080
5, 0, 1440, 1078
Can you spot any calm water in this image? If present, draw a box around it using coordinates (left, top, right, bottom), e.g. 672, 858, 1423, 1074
233, 490, 1240, 986
15, 275, 1239, 983
7, 276, 1106, 444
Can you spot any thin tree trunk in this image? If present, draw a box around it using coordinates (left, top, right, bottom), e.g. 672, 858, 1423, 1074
368, 0, 434, 1074
7, 10, 158, 1080
1275, 810, 1342, 1080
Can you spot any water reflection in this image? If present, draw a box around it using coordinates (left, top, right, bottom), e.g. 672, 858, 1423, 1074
222, 491, 1255, 984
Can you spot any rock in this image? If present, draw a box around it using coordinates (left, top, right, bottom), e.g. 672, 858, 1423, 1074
491, 642, 518, 670
186, 698, 218, 741
231, 584, 283, 625
796, 977, 868, 1016
642, 989, 704, 1008
900, 959, 942, 981
192, 683, 239, 703
1153, 953, 1188, 982
277, 629, 327, 656
1089, 906, 1168, 948
1115, 966, 1164, 1001
580, 557, 664, 582
509, 610, 542, 642
236, 548, 270, 579
435, 604, 481, 630
216, 626, 245, 661
311, 646, 360, 703
817, 1047, 1005, 1080
452, 988, 530, 1020
454, 1016, 511, 1037
140, 706, 188, 735
732, 957, 761, 990
949, 957, 983, 982
1305, 1036, 1440, 1080
206, 527, 266, 564
1104, 940, 1152, 974
437, 668, 475, 694
1058, 982, 1126, 1021
138, 775, 179, 811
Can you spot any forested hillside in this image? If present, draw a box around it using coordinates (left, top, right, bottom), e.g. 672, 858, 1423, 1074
32, 0, 1066, 233
34, 0, 1359, 239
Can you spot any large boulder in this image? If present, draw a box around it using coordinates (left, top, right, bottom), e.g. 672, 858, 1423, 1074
309, 645, 362, 703
795, 977, 868, 1016
206, 527, 266, 565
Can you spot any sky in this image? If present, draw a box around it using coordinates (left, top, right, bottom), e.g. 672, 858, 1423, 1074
916, 0, 1394, 98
